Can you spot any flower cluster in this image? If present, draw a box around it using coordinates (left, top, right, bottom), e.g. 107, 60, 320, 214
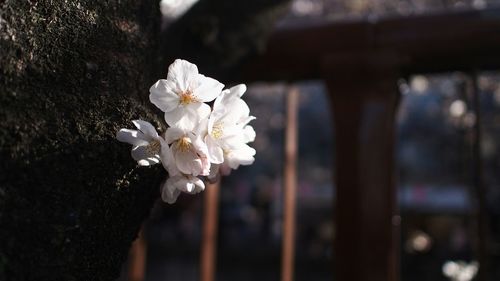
117, 59, 256, 204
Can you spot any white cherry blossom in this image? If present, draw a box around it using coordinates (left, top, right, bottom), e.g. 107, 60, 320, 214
149, 59, 224, 130
204, 84, 256, 177
116, 120, 165, 166
117, 60, 257, 205
164, 126, 210, 177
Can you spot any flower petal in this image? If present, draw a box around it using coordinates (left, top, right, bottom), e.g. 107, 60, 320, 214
131, 146, 160, 166
229, 84, 247, 98
205, 135, 224, 164
242, 125, 256, 143
149, 79, 180, 112
190, 135, 211, 176
137, 158, 160, 166
225, 144, 256, 169
161, 178, 181, 204
189, 176, 205, 193
164, 126, 186, 144
160, 139, 179, 176
116, 129, 149, 146
167, 59, 199, 92
213, 84, 247, 113
176, 175, 205, 194
132, 120, 159, 139
213, 89, 230, 112
229, 99, 251, 123
164, 102, 211, 131
175, 149, 203, 176
192, 74, 224, 102
194, 116, 209, 138
165, 174, 205, 195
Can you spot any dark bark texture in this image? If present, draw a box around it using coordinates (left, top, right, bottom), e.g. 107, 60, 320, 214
0, 1, 163, 280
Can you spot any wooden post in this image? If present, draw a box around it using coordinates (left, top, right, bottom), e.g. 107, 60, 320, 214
128, 227, 147, 281
469, 72, 489, 281
200, 181, 221, 281
322, 52, 401, 281
282, 86, 299, 281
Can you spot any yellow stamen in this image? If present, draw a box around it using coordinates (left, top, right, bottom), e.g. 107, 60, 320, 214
176, 137, 191, 152
179, 91, 196, 105
211, 123, 223, 139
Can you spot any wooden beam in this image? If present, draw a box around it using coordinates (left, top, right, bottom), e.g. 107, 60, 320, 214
470, 72, 490, 281
323, 52, 400, 281
282, 86, 299, 281
128, 227, 147, 281
238, 8, 500, 82
200, 181, 221, 281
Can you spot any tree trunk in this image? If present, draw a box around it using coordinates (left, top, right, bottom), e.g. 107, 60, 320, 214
0, 1, 163, 280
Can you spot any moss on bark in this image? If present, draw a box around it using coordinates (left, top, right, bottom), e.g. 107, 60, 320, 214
0, 1, 163, 280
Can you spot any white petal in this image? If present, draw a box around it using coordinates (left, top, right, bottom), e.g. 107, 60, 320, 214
131, 146, 160, 166
116, 129, 149, 146
149, 79, 180, 112
175, 149, 203, 176
238, 115, 256, 127
208, 108, 225, 130
216, 98, 250, 126
164, 126, 186, 144
229, 84, 247, 98
164, 102, 210, 131
205, 135, 224, 164
217, 127, 248, 150
213, 89, 230, 112
160, 140, 180, 176
167, 59, 199, 92
191, 132, 209, 154
185, 181, 195, 192
164, 107, 185, 129
192, 74, 224, 102
132, 120, 159, 139
167, 174, 205, 194
190, 135, 211, 176
188, 176, 205, 193
137, 158, 160, 166
161, 178, 181, 204
213, 85, 247, 112
131, 145, 149, 161
230, 99, 251, 122
242, 125, 256, 143
226, 144, 256, 169
178, 175, 205, 194
194, 116, 209, 138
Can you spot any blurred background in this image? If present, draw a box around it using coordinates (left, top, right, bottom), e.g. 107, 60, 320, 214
120, 1, 500, 280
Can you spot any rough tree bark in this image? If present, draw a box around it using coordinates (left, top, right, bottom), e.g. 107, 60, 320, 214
0, 1, 163, 280
0, 0, 290, 280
